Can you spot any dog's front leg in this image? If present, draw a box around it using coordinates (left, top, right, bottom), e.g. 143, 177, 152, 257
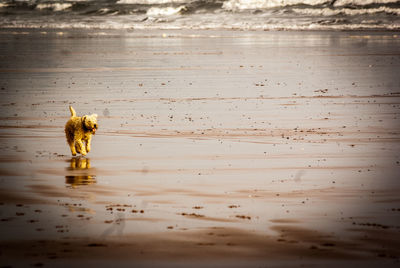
85, 136, 92, 153
76, 140, 87, 156
69, 141, 77, 156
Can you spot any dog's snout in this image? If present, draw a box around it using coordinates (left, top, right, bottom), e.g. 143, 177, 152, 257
94, 124, 98, 129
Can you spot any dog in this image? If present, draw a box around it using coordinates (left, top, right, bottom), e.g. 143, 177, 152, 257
65, 106, 98, 156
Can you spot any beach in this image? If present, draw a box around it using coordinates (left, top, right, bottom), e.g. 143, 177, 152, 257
0, 29, 400, 267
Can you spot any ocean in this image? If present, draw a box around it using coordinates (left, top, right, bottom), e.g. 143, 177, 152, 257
0, 0, 399, 30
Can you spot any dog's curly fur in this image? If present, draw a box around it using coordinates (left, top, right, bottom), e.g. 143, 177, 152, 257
65, 106, 98, 156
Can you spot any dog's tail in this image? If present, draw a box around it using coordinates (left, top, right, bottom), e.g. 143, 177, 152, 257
69, 106, 76, 118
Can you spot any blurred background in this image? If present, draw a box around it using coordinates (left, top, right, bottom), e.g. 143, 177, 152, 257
0, 0, 399, 30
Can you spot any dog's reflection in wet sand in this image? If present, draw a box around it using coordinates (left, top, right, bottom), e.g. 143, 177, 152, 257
65, 157, 96, 187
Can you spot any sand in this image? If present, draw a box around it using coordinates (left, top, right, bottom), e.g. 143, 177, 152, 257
0, 29, 399, 267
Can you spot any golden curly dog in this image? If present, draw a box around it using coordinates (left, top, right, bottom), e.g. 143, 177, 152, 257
65, 106, 98, 156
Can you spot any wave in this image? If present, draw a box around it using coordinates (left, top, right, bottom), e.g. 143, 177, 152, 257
146, 5, 187, 16
1, 17, 398, 31
36, 3, 73, 12
222, 0, 328, 10
3, 0, 399, 13
222, 0, 400, 10
292, 6, 400, 16
333, 0, 399, 6
0, 0, 399, 30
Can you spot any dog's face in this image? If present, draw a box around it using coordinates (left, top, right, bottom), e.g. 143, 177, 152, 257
82, 114, 98, 134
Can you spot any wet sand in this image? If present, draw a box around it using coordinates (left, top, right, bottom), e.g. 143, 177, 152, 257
0, 29, 400, 267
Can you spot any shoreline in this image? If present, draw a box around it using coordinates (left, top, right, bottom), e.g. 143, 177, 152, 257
1, 27, 400, 34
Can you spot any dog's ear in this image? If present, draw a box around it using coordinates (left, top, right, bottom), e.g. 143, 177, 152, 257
82, 115, 87, 122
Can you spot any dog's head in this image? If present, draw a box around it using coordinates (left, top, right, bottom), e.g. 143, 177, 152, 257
82, 114, 98, 134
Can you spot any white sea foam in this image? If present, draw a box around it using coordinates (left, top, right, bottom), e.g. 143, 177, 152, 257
98, 8, 111, 14
147, 6, 187, 16
223, 0, 329, 10
36, 3, 72, 11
